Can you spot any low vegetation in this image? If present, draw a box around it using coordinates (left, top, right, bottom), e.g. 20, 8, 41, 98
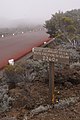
4, 64, 26, 89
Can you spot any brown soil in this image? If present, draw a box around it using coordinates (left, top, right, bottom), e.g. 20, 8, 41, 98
0, 81, 80, 120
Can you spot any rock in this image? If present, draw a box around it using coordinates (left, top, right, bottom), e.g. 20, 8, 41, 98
30, 105, 52, 117
0, 117, 17, 120
54, 97, 79, 109
23, 115, 28, 120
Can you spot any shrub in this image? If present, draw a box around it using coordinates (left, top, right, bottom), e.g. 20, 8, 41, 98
4, 64, 26, 89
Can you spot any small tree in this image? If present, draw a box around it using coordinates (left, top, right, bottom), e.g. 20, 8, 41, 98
44, 10, 80, 43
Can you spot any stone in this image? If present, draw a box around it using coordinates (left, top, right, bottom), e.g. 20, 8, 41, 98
54, 97, 79, 109
30, 105, 52, 117
0, 117, 17, 120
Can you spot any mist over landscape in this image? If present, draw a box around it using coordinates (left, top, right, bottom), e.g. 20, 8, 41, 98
0, 18, 43, 28
0, 0, 80, 29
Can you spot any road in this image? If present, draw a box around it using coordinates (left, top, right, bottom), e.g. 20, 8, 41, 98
0, 30, 50, 69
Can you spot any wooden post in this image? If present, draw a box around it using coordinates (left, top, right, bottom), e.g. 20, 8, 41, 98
33, 47, 70, 104
49, 62, 55, 104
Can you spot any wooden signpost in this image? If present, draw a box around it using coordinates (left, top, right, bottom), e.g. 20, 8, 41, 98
32, 47, 70, 104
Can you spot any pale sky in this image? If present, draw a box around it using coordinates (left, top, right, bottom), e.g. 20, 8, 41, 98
0, 0, 80, 24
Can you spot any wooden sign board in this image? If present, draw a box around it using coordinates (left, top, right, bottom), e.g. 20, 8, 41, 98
32, 47, 70, 104
33, 47, 69, 64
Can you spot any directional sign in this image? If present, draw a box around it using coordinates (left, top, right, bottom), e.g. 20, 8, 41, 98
32, 47, 70, 104
33, 47, 70, 64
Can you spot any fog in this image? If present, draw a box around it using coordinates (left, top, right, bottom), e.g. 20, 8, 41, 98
0, 0, 80, 28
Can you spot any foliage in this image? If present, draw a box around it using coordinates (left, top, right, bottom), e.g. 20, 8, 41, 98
44, 9, 80, 42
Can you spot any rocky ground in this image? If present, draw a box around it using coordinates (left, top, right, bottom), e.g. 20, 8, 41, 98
0, 38, 80, 120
